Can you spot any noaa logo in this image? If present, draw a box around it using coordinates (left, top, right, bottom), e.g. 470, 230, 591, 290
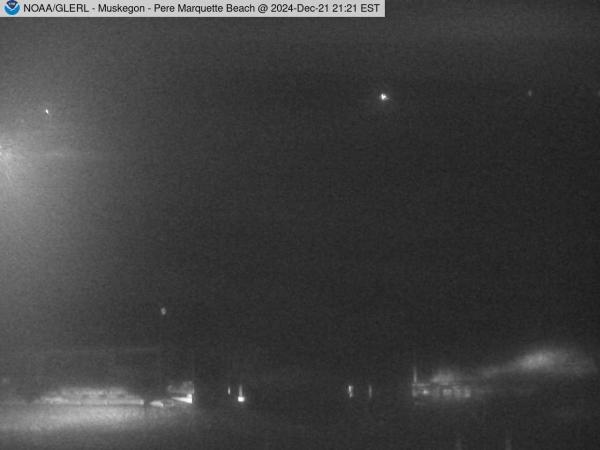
4, 0, 20, 15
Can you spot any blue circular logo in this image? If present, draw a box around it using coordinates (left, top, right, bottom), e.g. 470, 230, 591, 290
4, 0, 20, 15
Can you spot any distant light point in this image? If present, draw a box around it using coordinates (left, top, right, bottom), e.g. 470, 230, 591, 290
347, 384, 354, 398
526, 89, 534, 97
45, 108, 50, 115
379, 93, 389, 102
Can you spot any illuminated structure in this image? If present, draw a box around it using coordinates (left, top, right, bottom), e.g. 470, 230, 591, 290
412, 379, 475, 402
411, 348, 598, 405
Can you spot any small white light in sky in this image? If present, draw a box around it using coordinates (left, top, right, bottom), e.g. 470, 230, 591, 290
379, 93, 389, 101
160, 306, 167, 316
526, 89, 534, 97
45, 108, 50, 115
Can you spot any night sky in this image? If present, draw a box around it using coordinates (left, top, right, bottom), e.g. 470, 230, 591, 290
1, 1, 599, 373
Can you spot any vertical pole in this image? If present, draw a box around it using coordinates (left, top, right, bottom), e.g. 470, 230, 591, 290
159, 306, 167, 395
411, 353, 418, 403
411, 342, 418, 384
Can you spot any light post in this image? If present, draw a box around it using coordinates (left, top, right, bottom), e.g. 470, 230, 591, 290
158, 306, 167, 394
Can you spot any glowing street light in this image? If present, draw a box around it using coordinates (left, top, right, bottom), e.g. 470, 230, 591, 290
237, 384, 246, 403
158, 306, 167, 392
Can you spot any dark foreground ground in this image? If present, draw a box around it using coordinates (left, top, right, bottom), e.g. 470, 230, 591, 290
1, 394, 599, 450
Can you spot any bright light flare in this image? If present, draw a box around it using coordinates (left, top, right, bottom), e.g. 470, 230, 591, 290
172, 393, 193, 404
379, 93, 389, 102
516, 348, 597, 376
519, 351, 555, 370
481, 347, 598, 379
